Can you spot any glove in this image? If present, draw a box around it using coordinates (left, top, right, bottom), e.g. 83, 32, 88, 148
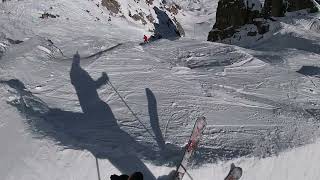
101, 72, 109, 83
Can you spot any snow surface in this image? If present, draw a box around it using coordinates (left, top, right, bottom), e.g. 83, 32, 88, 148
1, 0, 320, 180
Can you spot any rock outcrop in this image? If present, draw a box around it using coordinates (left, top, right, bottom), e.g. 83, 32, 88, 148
287, 0, 316, 12
208, 0, 317, 43
207, 0, 263, 42
100, 0, 184, 38
263, 0, 316, 17
101, 0, 121, 14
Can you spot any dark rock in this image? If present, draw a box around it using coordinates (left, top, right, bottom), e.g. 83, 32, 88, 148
146, 0, 154, 5
6, 38, 23, 44
153, 7, 183, 39
146, 14, 155, 23
208, 0, 316, 43
208, 28, 237, 42
287, 0, 316, 12
208, 0, 262, 42
165, 3, 181, 15
263, 0, 272, 17
101, 0, 121, 14
254, 18, 270, 34
40, 12, 58, 19
263, 0, 316, 17
271, 0, 286, 17
247, 31, 257, 36
129, 11, 147, 25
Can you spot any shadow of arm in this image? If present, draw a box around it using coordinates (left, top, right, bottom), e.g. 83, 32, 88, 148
95, 72, 109, 89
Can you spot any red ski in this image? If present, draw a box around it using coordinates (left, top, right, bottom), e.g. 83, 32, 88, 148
174, 116, 207, 180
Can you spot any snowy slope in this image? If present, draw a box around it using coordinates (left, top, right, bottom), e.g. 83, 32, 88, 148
166, 0, 218, 40
2, 0, 320, 180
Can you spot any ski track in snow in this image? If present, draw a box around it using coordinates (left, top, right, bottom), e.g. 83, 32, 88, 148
1, 0, 320, 179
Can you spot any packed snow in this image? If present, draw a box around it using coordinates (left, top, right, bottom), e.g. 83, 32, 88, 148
1, 0, 320, 180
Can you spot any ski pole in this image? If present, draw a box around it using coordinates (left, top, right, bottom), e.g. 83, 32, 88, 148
107, 80, 158, 142
181, 164, 194, 180
95, 156, 101, 180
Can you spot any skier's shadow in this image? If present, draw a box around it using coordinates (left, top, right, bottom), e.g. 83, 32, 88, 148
2, 53, 181, 179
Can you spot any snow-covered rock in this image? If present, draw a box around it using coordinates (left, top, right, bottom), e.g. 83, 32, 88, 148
207, 0, 264, 42
100, 0, 185, 38
263, 0, 317, 17
208, 0, 318, 44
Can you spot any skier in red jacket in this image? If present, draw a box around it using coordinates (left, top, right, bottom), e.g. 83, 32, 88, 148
143, 35, 148, 43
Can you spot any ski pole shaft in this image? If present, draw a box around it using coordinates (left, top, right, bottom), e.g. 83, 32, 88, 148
107, 80, 157, 142
181, 164, 194, 180
95, 157, 101, 180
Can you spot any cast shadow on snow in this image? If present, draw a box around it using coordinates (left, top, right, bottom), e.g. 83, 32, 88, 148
2, 52, 249, 177
254, 33, 320, 54
297, 66, 320, 77
2, 53, 184, 179
153, 7, 180, 40
146, 88, 166, 152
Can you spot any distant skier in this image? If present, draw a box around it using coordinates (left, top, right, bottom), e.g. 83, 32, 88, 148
224, 163, 242, 180
143, 35, 148, 43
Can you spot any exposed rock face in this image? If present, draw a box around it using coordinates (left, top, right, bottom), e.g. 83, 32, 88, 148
146, 0, 154, 5
100, 0, 184, 38
101, 0, 121, 14
153, 7, 182, 38
146, 14, 155, 23
286, 0, 316, 12
208, 0, 317, 43
129, 11, 148, 25
165, 3, 181, 15
270, 0, 286, 17
208, 0, 263, 42
263, 0, 316, 17
263, 0, 272, 17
